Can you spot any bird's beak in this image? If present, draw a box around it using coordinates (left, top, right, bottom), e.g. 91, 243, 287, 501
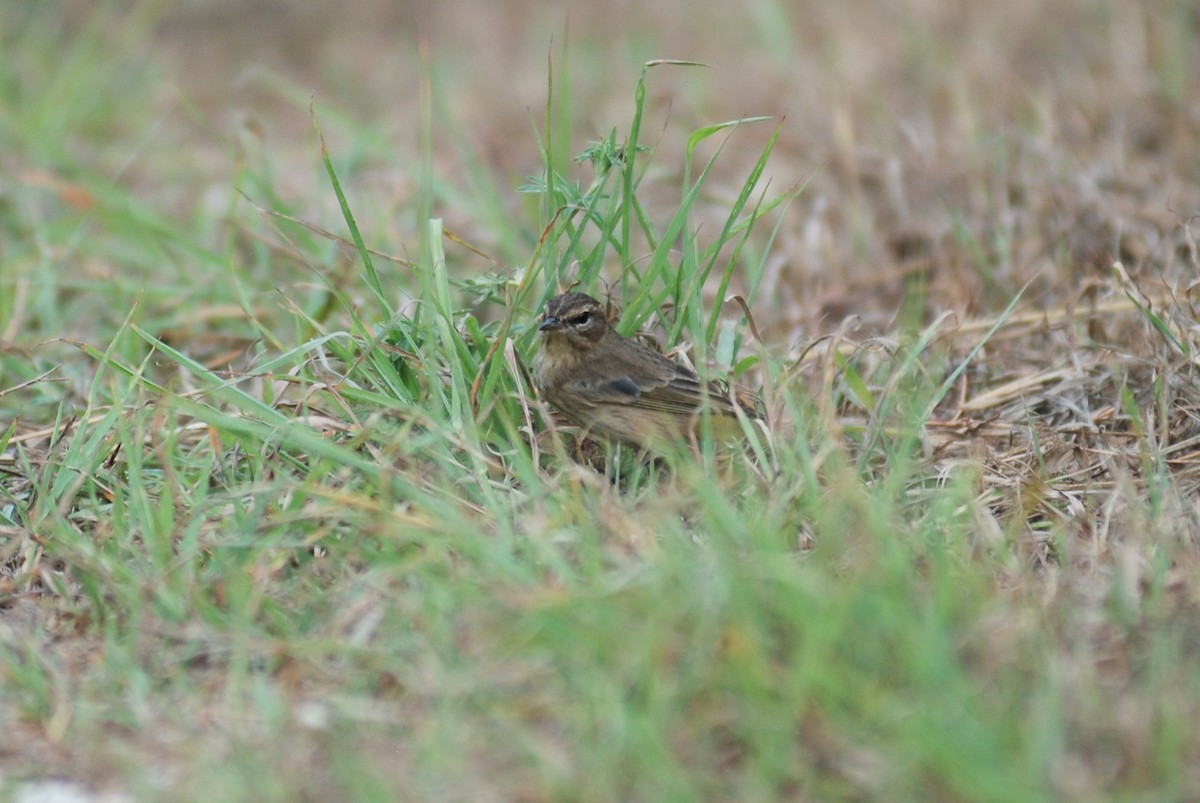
539, 316, 559, 331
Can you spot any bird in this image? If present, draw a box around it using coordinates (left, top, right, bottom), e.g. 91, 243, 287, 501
532, 291, 760, 450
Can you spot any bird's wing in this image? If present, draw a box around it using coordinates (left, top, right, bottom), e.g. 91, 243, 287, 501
641, 369, 747, 416
567, 352, 747, 417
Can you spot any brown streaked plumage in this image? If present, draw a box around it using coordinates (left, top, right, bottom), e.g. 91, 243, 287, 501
532, 292, 760, 449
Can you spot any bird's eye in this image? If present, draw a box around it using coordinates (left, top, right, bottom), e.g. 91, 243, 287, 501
573, 311, 592, 325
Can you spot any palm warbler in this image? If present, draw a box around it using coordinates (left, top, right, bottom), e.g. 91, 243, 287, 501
533, 292, 759, 449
